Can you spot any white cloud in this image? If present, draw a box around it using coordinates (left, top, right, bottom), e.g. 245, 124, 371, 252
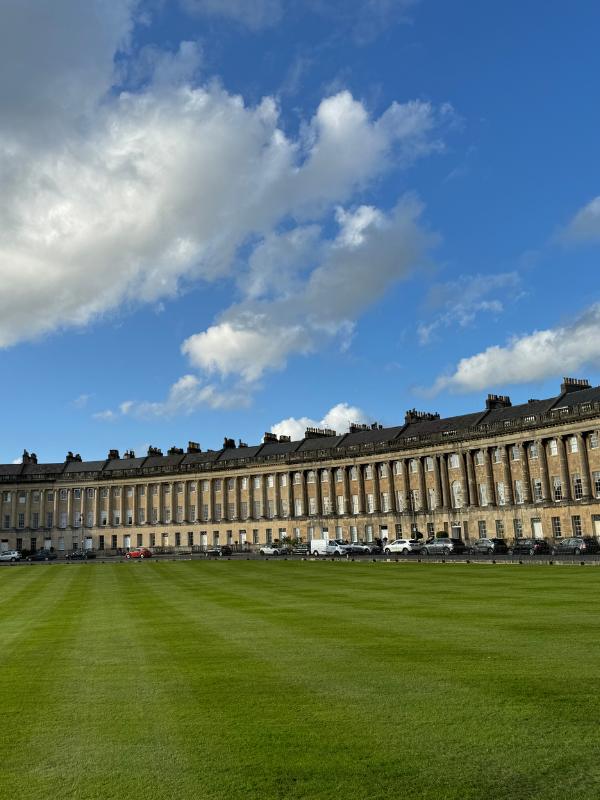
96, 375, 249, 421
430, 302, 600, 393
0, 24, 443, 349
182, 196, 436, 381
417, 271, 520, 345
561, 196, 600, 243
271, 402, 372, 440
181, 0, 283, 29
72, 394, 92, 409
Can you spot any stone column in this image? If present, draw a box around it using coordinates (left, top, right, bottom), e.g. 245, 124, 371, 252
53, 489, 59, 531
537, 439, 550, 501
146, 484, 152, 525
388, 461, 397, 512
262, 474, 269, 519
557, 436, 571, 500
235, 476, 242, 520
357, 465, 366, 513
315, 470, 323, 516
373, 463, 381, 513
328, 469, 336, 515
38, 489, 45, 530
520, 444, 532, 503
301, 471, 309, 517
24, 490, 32, 530
418, 458, 427, 511
66, 489, 73, 528
287, 471, 293, 518
343, 466, 351, 516
440, 455, 451, 509
484, 448, 496, 506
577, 433, 591, 499
502, 446, 514, 505
402, 458, 411, 512
274, 473, 281, 519
433, 456, 443, 510
465, 451, 478, 508
458, 453, 469, 508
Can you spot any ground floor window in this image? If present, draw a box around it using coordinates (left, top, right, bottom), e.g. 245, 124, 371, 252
98, 535, 104, 551
551, 517, 562, 538
365, 525, 373, 542
213, 531, 219, 546
572, 515, 582, 536
394, 523, 402, 537
478, 520, 487, 538
266, 528, 272, 543
111, 534, 117, 549
137, 534, 143, 547
513, 519, 523, 538
187, 531, 194, 546
426, 522, 435, 537
495, 520, 504, 537
350, 526, 358, 542
252, 529, 259, 544
16, 538, 22, 551
149, 533, 156, 547
175, 531, 181, 547
31, 537, 37, 551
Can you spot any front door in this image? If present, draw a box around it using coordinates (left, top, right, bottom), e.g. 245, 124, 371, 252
531, 518, 543, 539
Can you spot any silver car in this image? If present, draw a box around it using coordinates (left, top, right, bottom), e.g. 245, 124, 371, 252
0, 550, 21, 562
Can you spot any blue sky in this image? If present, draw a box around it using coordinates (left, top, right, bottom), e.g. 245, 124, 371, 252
1, 0, 600, 463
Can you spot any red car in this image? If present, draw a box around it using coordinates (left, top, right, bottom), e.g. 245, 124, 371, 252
125, 547, 152, 559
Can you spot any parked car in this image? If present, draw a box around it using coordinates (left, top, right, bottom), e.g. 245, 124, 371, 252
348, 541, 381, 554
291, 544, 308, 555
27, 549, 57, 561
468, 538, 509, 555
383, 539, 421, 555
309, 539, 350, 556
204, 545, 233, 557
259, 545, 289, 556
421, 538, 467, 555
66, 550, 97, 560
0, 550, 21, 562
508, 538, 552, 555
125, 547, 153, 559
552, 537, 600, 555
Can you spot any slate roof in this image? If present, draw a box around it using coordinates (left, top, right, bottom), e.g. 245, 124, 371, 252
4, 382, 600, 477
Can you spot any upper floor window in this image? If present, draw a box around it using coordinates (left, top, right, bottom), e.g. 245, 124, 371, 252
474, 451, 484, 466
448, 453, 459, 469
227, 478, 235, 490
492, 448, 501, 464
590, 432, 599, 450
569, 436, 578, 453
253, 476, 261, 489
510, 445, 520, 461
425, 456, 434, 472
73, 488, 81, 500
548, 439, 558, 457
529, 442, 538, 459
294, 473, 301, 485
364, 465, 373, 480
267, 475, 274, 488
60, 489, 68, 500
410, 459, 418, 474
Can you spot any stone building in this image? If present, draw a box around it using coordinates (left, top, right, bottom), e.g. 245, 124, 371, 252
2, 377, 600, 553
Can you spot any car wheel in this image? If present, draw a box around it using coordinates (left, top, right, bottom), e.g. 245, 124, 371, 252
421, 548, 428, 555
312, 551, 319, 557
384, 548, 391, 554
487, 547, 494, 555
10, 557, 16, 562
402, 548, 409, 554
574, 548, 581, 555
140, 554, 145, 559
442, 546, 450, 555
126, 554, 131, 559
529, 548, 535, 556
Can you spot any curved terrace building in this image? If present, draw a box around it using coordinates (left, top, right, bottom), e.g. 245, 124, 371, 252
3, 377, 600, 554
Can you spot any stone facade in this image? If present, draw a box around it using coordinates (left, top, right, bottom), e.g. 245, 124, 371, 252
3, 378, 600, 553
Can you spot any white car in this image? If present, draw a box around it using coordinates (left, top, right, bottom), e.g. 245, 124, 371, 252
383, 539, 420, 555
0, 550, 21, 562
259, 545, 289, 556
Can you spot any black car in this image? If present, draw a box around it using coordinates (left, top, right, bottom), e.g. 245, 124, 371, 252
469, 538, 509, 555
508, 538, 552, 555
27, 549, 57, 561
66, 550, 97, 560
291, 544, 309, 555
552, 537, 600, 555
204, 545, 233, 557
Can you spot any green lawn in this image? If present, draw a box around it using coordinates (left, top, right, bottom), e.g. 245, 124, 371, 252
1, 560, 600, 799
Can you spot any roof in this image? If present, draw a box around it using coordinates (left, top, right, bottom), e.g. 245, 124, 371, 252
4, 381, 600, 477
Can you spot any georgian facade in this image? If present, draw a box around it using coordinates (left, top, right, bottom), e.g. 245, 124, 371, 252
3, 377, 600, 553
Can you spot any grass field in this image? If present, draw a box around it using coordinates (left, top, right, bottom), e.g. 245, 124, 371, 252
1, 561, 600, 800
